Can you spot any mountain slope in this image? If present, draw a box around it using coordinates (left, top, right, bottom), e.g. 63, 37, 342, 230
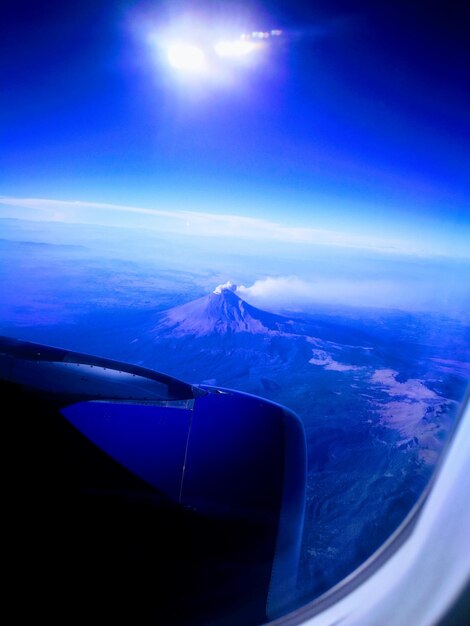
152, 282, 296, 337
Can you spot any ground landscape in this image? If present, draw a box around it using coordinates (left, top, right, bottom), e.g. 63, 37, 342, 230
2, 218, 468, 605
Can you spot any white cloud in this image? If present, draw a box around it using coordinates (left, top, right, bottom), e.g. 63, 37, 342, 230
213, 280, 237, 294
237, 276, 312, 308
0, 195, 420, 255
236, 275, 451, 312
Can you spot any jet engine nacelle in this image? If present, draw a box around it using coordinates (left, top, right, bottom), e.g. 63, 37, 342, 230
1, 336, 306, 625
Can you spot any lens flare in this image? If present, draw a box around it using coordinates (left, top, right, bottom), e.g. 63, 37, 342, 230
167, 43, 206, 72
214, 39, 262, 58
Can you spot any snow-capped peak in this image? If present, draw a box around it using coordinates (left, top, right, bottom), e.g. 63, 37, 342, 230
213, 280, 237, 295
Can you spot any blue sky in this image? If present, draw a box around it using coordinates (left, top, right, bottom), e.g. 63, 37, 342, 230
1, 1, 469, 260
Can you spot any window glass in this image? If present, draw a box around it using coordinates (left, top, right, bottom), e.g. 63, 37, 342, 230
1, 1, 469, 622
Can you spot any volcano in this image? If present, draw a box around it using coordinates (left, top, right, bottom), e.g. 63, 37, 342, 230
153, 281, 295, 337
121, 281, 317, 400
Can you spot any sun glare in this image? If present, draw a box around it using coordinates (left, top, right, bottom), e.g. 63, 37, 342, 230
167, 42, 207, 73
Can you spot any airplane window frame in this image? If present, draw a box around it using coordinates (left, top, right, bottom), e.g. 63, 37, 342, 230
271, 389, 470, 626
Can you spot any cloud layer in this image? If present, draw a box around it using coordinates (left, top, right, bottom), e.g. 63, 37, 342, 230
0, 195, 424, 256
